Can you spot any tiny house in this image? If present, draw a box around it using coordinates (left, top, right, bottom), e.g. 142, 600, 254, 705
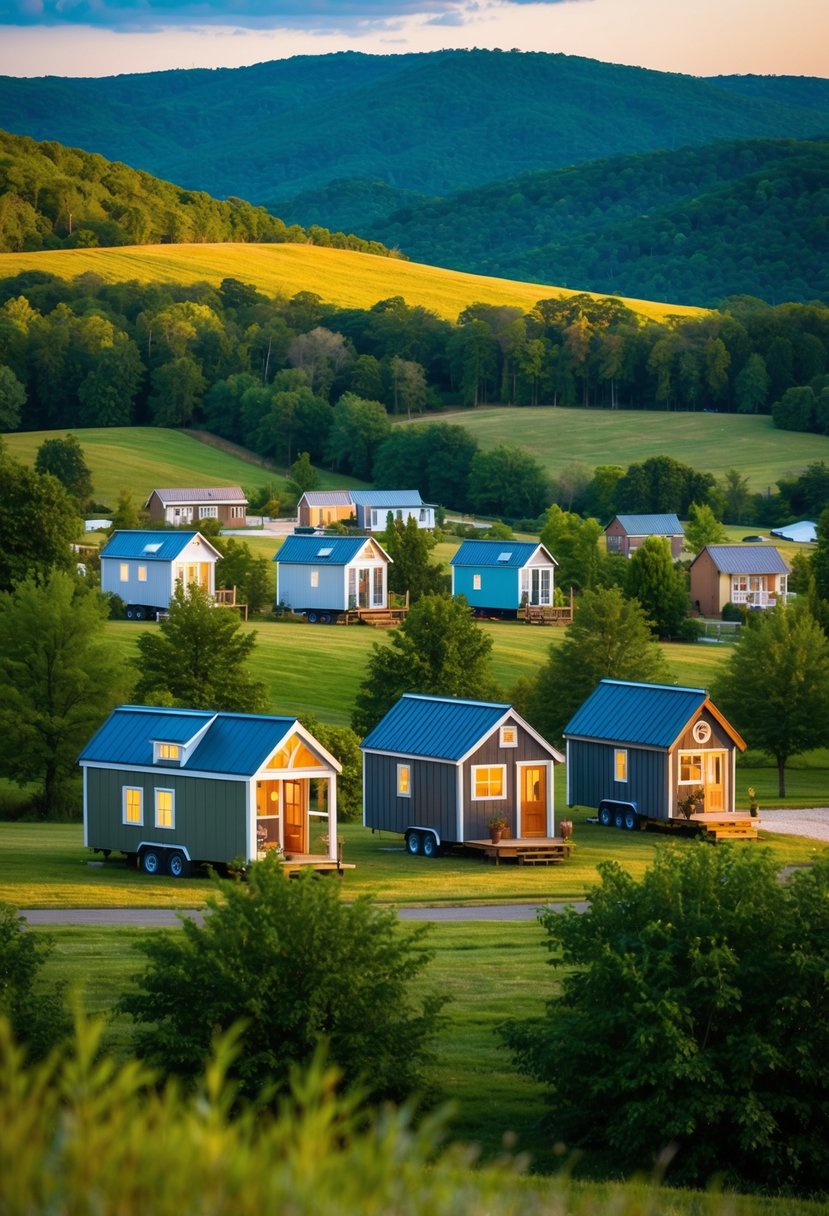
296, 490, 355, 529
361, 693, 564, 857
79, 705, 342, 876
604, 514, 684, 559
689, 545, 790, 616
450, 540, 557, 618
274, 534, 391, 622
100, 530, 221, 619
145, 487, 248, 527
349, 490, 435, 532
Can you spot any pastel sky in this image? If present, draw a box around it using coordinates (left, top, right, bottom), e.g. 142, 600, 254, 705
0, 0, 826, 79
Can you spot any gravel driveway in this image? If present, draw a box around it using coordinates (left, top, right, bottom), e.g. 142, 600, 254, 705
758, 808, 829, 841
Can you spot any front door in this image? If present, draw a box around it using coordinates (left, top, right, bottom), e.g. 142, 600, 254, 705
520, 765, 547, 837
704, 752, 726, 813
283, 780, 307, 854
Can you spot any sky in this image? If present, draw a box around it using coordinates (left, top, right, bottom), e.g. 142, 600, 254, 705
0, 0, 826, 80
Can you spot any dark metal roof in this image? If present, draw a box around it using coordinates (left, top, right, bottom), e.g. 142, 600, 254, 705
361, 694, 513, 761
564, 680, 709, 749
696, 545, 791, 575
100, 531, 217, 562
611, 513, 684, 536
275, 535, 389, 565
150, 487, 247, 504
350, 490, 424, 507
450, 540, 555, 568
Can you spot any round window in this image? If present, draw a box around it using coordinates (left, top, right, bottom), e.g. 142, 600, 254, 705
693, 720, 712, 744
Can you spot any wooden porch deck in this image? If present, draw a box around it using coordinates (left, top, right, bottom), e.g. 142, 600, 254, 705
463, 836, 573, 865
689, 813, 760, 841
258, 852, 355, 876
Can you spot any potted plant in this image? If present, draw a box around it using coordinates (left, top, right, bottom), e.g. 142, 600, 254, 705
677, 788, 705, 819
488, 815, 509, 843
747, 786, 760, 817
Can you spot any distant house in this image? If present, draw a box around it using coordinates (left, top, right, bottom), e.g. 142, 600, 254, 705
604, 513, 684, 559
771, 521, 817, 544
690, 544, 790, 616
349, 490, 435, 532
274, 534, 391, 621
79, 705, 342, 873
145, 487, 248, 527
296, 490, 355, 529
450, 540, 557, 617
100, 530, 221, 619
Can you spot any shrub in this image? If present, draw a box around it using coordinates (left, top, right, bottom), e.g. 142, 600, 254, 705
0, 902, 70, 1061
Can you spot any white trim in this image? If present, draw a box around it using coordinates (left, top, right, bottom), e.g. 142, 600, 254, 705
361, 751, 367, 828
457, 708, 564, 766
515, 758, 554, 839
614, 748, 628, 783
327, 772, 338, 861
136, 840, 191, 861
360, 748, 454, 766
565, 739, 571, 807
499, 725, 518, 748
470, 763, 507, 800
80, 761, 249, 782
396, 763, 412, 797
154, 787, 175, 830
247, 776, 257, 862
83, 766, 89, 847
456, 763, 465, 841
122, 785, 144, 826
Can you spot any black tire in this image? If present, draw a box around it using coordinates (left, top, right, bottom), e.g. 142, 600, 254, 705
141, 848, 163, 875
126, 607, 135, 620
306, 611, 318, 624
405, 831, 422, 856
319, 612, 331, 625
133, 606, 145, 621
613, 809, 624, 829
624, 809, 639, 832
421, 833, 439, 859
598, 805, 613, 827
167, 849, 190, 878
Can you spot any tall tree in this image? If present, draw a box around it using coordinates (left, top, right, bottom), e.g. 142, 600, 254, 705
34, 434, 93, 505
325, 393, 391, 481
0, 444, 80, 591
0, 364, 26, 430
540, 504, 604, 592
713, 604, 829, 796
684, 501, 727, 554
626, 536, 688, 638
467, 445, 549, 520
381, 515, 444, 602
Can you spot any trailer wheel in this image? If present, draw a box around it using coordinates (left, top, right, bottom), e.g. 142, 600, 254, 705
319, 612, 332, 625
405, 831, 422, 856
598, 805, 613, 827
421, 833, 439, 859
306, 611, 318, 624
140, 847, 163, 875
167, 849, 191, 879
623, 809, 639, 832
613, 808, 625, 829
126, 607, 136, 620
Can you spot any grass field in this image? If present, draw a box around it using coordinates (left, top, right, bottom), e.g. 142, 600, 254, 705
0, 242, 701, 324
422, 406, 829, 493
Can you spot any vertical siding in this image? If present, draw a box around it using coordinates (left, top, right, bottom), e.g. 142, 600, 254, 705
277, 564, 345, 611
363, 754, 458, 840
568, 741, 669, 820
101, 559, 170, 610
460, 721, 553, 836
455, 566, 520, 611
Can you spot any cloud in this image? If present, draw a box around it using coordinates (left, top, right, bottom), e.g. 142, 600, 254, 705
0, 0, 574, 32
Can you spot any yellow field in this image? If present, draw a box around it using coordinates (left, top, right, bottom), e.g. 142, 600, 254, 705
0, 243, 701, 324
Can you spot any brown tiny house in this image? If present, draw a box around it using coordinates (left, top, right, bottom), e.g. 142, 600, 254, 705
689, 545, 790, 617
145, 487, 248, 527
604, 514, 684, 559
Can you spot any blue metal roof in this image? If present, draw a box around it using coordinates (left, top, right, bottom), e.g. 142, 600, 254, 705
564, 680, 709, 749
78, 706, 302, 776
361, 694, 513, 761
450, 540, 553, 568
100, 531, 207, 562
697, 545, 790, 575
275, 535, 386, 566
350, 490, 423, 507
612, 514, 684, 536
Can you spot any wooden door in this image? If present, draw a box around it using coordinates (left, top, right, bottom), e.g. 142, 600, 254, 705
705, 752, 725, 813
520, 765, 546, 837
283, 780, 307, 854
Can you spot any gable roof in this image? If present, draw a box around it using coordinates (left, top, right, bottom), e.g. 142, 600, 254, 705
274, 535, 391, 565
78, 706, 341, 776
349, 490, 425, 508
609, 514, 684, 537
563, 679, 744, 750
361, 693, 563, 763
99, 530, 221, 562
450, 540, 557, 568
298, 490, 354, 507
147, 487, 247, 505
693, 544, 790, 575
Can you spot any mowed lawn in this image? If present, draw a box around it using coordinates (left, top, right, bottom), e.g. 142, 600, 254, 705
425, 406, 829, 492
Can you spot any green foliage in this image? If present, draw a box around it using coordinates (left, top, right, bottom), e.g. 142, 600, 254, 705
502, 845, 829, 1192
33, 432, 92, 503
325, 393, 391, 480
0, 902, 69, 1060
540, 504, 604, 591
684, 502, 727, 554
0, 571, 126, 814
625, 536, 689, 639
352, 594, 498, 736
132, 583, 268, 712
615, 455, 716, 516
382, 515, 444, 602
467, 445, 550, 520
523, 587, 668, 741
214, 536, 273, 616
0, 363, 25, 429
299, 716, 363, 821
121, 859, 445, 1103
0, 443, 81, 591
713, 604, 829, 795
289, 450, 319, 493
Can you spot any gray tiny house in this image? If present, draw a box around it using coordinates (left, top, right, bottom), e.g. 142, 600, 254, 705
79, 706, 342, 876
361, 694, 564, 857
100, 530, 221, 619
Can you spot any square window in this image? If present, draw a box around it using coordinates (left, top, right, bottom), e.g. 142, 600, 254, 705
500, 725, 518, 748
679, 753, 703, 784
397, 764, 411, 797
472, 765, 505, 799
155, 788, 175, 829
157, 743, 181, 762
614, 749, 628, 782
123, 787, 143, 825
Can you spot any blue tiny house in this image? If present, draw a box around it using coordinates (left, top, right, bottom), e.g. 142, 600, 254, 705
349, 490, 435, 532
79, 706, 343, 875
564, 680, 752, 837
100, 530, 221, 619
274, 535, 391, 621
450, 540, 557, 617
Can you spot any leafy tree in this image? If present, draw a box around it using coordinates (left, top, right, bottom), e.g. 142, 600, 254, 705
325, 393, 391, 480
352, 594, 497, 736
684, 501, 727, 554
626, 536, 688, 638
148, 356, 206, 427
121, 859, 445, 1103
0, 572, 126, 814
734, 352, 769, 413
718, 467, 753, 525
713, 604, 829, 796
34, 433, 93, 505
523, 587, 667, 741
108, 488, 142, 532
289, 451, 319, 493
0, 902, 70, 1061
467, 445, 549, 520
812, 506, 829, 604
214, 537, 273, 616
0, 364, 26, 430
388, 355, 427, 419
300, 715, 362, 821
132, 583, 268, 712
288, 327, 350, 400
382, 515, 444, 602
0, 445, 81, 590
616, 455, 715, 516
539, 504, 603, 591
502, 845, 829, 1192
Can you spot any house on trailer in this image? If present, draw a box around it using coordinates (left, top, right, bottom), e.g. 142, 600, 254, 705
100, 530, 221, 619
604, 513, 684, 559
450, 540, 558, 617
564, 679, 747, 832
274, 534, 391, 621
350, 490, 435, 532
79, 705, 342, 875
296, 490, 355, 529
361, 693, 564, 854
690, 544, 790, 616
145, 487, 248, 527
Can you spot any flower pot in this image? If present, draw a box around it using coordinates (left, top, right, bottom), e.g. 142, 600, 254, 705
489, 828, 504, 843
559, 819, 573, 840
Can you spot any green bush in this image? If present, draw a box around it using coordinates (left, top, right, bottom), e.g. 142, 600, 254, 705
721, 601, 748, 623
0, 902, 70, 1061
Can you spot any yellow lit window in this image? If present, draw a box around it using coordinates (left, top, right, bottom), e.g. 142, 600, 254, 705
155, 789, 174, 829
679, 753, 703, 784
473, 574, 482, 590
138, 565, 147, 582
119, 562, 129, 582
310, 570, 319, 588
397, 764, 411, 797
123, 787, 143, 825
614, 749, 628, 782
500, 725, 518, 748
158, 743, 181, 761
473, 766, 505, 799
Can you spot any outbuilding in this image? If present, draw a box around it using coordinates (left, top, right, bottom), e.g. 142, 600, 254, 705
100, 530, 221, 619
450, 540, 558, 617
689, 544, 790, 616
349, 490, 435, 532
604, 513, 684, 559
145, 487, 248, 527
274, 534, 391, 621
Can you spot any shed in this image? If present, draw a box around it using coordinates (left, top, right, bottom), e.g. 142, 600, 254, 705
604, 513, 684, 559
100, 530, 221, 615
79, 705, 342, 872
274, 534, 391, 617
564, 679, 746, 826
362, 693, 564, 846
296, 490, 355, 529
450, 540, 557, 616
689, 544, 790, 616
145, 487, 248, 527
349, 490, 435, 532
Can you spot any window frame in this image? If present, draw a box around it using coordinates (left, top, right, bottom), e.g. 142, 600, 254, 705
119, 562, 129, 582
122, 786, 143, 826
396, 763, 411, 798
499, 725, 518, 748
614, 748, 628, 782
472, 573, 482, 591
678, 752, 704, 785
154, 787, 175, 830
471, 764, 506, 800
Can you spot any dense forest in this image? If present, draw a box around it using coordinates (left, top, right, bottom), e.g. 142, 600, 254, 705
0, 51, 827, 214
0, 130, 399, 257
366, 139, 829, 307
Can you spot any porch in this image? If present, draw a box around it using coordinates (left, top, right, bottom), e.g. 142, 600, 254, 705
689, 812, 760, 841
518, 587, 574, 625
463, 836, 573, 865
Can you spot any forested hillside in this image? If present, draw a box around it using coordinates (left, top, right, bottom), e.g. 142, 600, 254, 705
0, 50, 827, 212
0, 130, 398, 256
368, 139, 829, 307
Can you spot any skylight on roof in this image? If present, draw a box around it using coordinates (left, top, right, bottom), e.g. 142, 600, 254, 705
317, 547, 333, 557
143, 542, 163, 553
497, 551, 512, 562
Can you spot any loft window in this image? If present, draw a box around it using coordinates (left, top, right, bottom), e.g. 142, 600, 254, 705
500, 725, 518, 748
155, 788, 175, 829
155, 743, 181, 764
472, 765, 506, 800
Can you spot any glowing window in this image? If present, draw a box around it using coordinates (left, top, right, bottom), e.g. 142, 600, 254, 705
157, 743, 181, 762
310, 570, 319, 588
500, 725, 518, 748
155, 789, 175, 829
119, 562, 129, 582
123, 787, 143, 825
397, 764, 411, 797
138, 565, 147, 582
472, 765, 505, 799
614, 749, 628, 782
679, 753, 704, 784
473, 574, 482, 590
